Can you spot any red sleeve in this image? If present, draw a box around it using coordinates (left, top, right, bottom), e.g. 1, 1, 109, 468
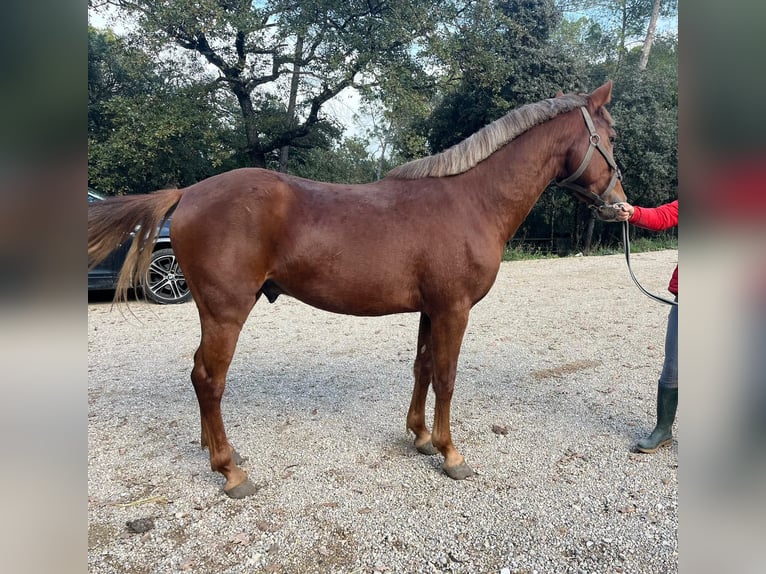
629, 200, 678, 231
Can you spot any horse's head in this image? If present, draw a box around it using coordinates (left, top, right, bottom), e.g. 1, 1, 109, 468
556, 80, 627, 221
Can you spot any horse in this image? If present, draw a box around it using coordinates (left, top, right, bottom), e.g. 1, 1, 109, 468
88, 81, 626, 498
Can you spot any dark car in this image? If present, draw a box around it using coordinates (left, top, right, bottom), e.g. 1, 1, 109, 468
88, 189, 192, 304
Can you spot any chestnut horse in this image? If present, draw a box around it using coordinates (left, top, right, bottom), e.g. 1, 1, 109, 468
89, 81, 625, 498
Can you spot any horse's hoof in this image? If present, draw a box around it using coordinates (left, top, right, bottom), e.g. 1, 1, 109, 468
415, 441, 439, 456
224, 478, 259, 499
443, 462, 475, 480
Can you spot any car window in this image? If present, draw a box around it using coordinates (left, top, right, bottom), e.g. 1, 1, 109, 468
88, 189, 105, 203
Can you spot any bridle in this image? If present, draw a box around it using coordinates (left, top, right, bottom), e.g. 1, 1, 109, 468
555, 106, 623, 220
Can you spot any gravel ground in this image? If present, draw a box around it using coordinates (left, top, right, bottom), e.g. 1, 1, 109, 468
88, 250, 678, 574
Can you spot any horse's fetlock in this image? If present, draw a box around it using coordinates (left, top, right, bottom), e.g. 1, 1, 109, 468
209, 448, 237, 473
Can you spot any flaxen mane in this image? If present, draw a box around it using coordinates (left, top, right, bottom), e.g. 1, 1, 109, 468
387, 93, 588, 179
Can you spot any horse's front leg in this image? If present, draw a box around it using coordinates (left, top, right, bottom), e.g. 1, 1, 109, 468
191, 316, 258, 498
429, 309, 475, 480
407, 313, 438, 455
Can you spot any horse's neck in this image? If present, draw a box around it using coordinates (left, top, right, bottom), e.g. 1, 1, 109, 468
462, 123, 567, 242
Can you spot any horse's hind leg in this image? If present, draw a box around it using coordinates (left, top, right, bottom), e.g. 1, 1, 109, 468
196, 347, 244, 466
191, 298, 259, 498
407, 313, 439, 455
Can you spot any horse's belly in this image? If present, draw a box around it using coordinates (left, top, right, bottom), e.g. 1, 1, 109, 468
269, 275, 419, 317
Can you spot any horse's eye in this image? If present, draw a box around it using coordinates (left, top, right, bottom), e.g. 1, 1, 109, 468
609, 135, 616, 144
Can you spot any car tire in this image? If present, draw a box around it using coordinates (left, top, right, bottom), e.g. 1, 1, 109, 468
143, 248, 192, 304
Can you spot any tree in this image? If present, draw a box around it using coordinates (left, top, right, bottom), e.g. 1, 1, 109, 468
425, 0, 580, 152
278, 35, 304, 172
611, 37, 677, 207
88, 27, 158, 138
550, 0, 677, 251
290, 136, 383, 183
638, 0, 662, 70
555, 1, 677, 76
88, 26, 243, 194
573, 35, 677, 251
90, 0, 454, 169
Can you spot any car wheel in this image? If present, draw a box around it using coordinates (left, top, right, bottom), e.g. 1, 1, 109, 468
144, 248, 192, 304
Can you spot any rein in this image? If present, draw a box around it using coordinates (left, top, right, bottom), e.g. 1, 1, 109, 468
621, 220, 678, 306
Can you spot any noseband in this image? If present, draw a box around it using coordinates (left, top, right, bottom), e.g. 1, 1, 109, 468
555, 106, 623, 219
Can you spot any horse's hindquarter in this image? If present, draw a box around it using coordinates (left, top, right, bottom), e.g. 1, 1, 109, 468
170, 170, 299, 304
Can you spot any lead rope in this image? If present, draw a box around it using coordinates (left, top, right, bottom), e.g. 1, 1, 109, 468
622, 220, 678, 306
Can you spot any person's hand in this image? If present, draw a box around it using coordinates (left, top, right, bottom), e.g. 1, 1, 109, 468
613, 202, 634, 222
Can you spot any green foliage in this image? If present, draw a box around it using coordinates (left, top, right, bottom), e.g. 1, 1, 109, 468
626, 233, 677, 253
502, 243, 559, 261
416, 1, 605, 250
503, 234, 676, 260
89, 28, 149, 128
88, 27, 245, 194
94, 0, 455, 168
290, 137, 384, 184
609, 37, 677, 208
555, 1, 678, 75
425, 0, 579, 152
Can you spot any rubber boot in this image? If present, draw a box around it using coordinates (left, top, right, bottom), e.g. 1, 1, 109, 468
636, 385, 678, 453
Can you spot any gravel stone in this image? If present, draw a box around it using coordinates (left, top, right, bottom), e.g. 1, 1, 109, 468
89, 251, 678, 573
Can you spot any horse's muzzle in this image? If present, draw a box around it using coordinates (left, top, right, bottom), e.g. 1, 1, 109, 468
590, 203, 624, 222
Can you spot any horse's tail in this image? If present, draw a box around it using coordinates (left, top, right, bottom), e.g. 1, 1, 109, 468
88, 189, 184, 303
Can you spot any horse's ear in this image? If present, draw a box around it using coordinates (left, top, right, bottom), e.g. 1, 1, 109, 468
554, 90, 564, 98
588, 80, 613, 108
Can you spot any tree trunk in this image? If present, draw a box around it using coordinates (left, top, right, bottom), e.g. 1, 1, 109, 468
583, 212, 596, 255
375, 140, 388, 181
279, 36, 304, 173
549, 195, 557, 243
639, 0, 663, 71
231, 82, 267, 168
615, 0, 629, 73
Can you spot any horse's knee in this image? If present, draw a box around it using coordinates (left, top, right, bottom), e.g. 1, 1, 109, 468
190, 358, 208, 389
191, 366, 225, 403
